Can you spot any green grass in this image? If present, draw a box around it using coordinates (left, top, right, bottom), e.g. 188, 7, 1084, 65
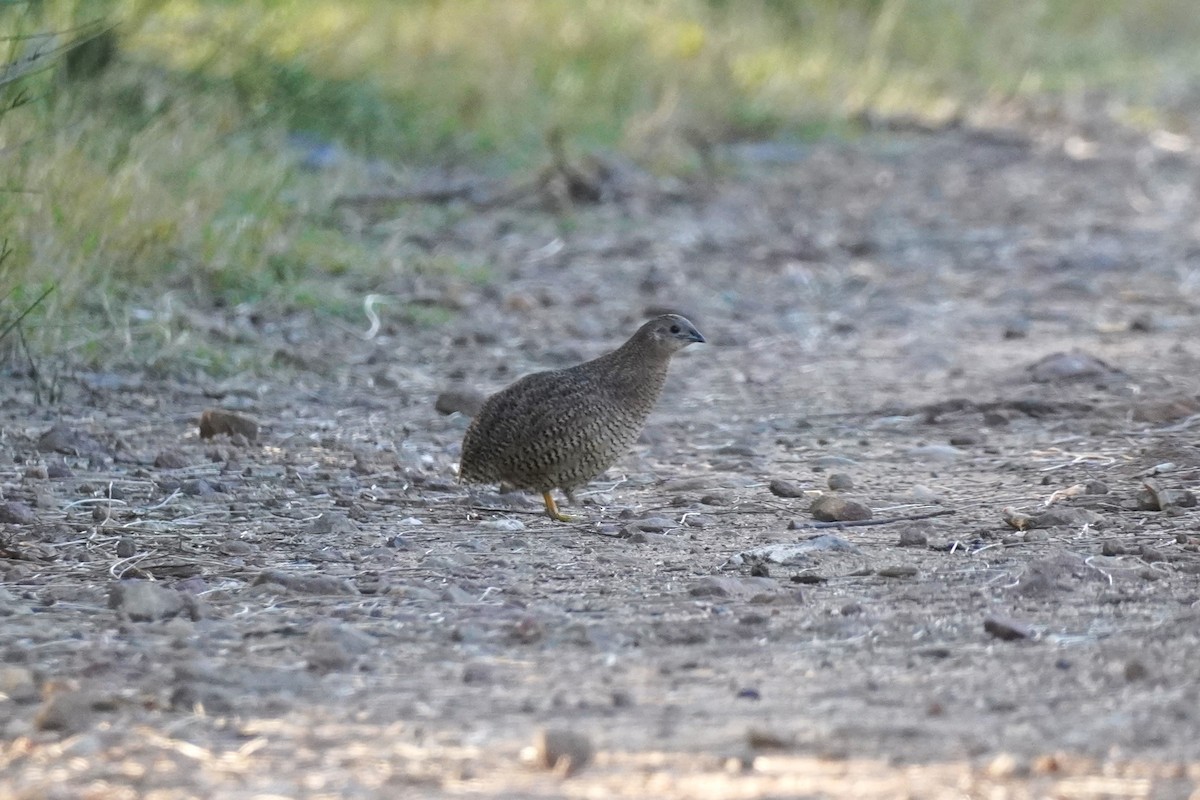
3, 0, 1200, 370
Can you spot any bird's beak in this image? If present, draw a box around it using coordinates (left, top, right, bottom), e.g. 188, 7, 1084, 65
689, 329, 706, 344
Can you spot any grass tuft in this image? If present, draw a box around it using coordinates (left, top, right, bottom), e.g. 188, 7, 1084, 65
3, 0, 1200, 369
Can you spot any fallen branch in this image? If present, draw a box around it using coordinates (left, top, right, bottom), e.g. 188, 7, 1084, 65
791, 508, 956, 529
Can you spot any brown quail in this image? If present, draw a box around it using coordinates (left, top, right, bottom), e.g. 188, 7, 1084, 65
459, 314, 705, 521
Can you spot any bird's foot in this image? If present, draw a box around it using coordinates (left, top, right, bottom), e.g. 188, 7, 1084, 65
542, 491, 576, 523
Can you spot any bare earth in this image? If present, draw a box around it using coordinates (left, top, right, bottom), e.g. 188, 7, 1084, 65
4, 117, 1200, 799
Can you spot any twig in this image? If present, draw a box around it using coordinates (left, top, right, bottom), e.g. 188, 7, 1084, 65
0, 282, 54, 344
791, 508, 956, 529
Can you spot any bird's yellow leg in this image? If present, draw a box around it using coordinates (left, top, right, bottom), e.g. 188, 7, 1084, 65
542, 491, 575, 522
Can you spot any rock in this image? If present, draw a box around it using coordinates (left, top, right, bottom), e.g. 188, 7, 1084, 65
108, 580, 201, 622
34, 690, 107, 733
1027, 351, 1123, 383
827, 473, 854, 491
462, 662, 493, 685
1034, 507, 1103, 529
877, 565, 918, 578
811, 455, 859, 470
1100, 539, 1128, 556
1124, 660, 1149, 682
46, 460, 74, 478
306, 643, 356, 673
1131, 396, 1200, 424
441, 584, 478, 604
622, 531, 676, 546
746, 727, 792, 749
37, 423, 108, 457
632, 516, 677, 532
153, 449, 191, 469
1013, 551, 1113, 596
435, 389, 487, 417
479, 518, 525, 531
170, 683, 236, 713
531, 728, 594, 776
986, 753, 1024, 779
308, 620, 375, 655
507, 615, 544, 644
0, 502, 36, 524
308, 512, 359, 535
688, 576, 777, 598
180, 479, 217, 497
253, 570, 358, 595
198, 409, 259, 441
0, 666, 38, 703
907, 444, 964, 463
769, 479, 806, 498
983, 615, 1034, 641
305, 623, 377, 671
1136, 482, 1197, 512
739, 535, 859, 566
0, 588, 25, 616
897, 528, 928, 547
809, 495, 872, 522
24, 464, 48, 480
906, 484, 942, 504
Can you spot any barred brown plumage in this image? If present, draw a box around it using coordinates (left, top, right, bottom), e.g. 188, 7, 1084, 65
459, 314, 705, 521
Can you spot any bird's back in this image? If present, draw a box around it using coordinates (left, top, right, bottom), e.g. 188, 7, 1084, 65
460, 352, 667, 493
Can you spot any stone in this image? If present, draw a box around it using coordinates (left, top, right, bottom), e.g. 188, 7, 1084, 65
768, 479, 806, 498
531, 728, 594, 776
809, 495, 872, 522
108, 580, 201, 622
827, 473, 855, 491
983, 615, 1034, 641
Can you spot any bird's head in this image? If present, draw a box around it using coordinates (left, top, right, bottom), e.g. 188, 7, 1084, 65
635, 314, 706, 357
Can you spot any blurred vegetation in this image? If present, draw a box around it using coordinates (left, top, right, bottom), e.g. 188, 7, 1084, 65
3, 0, 1200, 364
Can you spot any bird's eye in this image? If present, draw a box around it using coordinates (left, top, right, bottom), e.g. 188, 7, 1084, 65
669, 324, 681, 334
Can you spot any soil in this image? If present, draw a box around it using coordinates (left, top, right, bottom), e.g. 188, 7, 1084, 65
4, 116, 1200, 799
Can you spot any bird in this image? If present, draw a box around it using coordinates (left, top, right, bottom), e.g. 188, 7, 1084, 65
459, 314, 705, 521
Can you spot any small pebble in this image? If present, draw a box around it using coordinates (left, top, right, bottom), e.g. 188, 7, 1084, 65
826, 473, 854, 491
983, 615, 1034, 641
809, 495, 872, 522
1124, 660, 1149, 682
769, 478, 806, 498
907, 444, 964, 463
434, 389, 487, 417
0, 502, 36, 525
46, 461, 74, 478
198, 409, 259, 441
746, 727, 790, 749
876, 565, 918, 578
479, 518, 525, 531
462, 662, 493, 685
810, 455, 859, 469
0, 666, 38, 703
153, 449, 190, 469
530, 728, 593, 776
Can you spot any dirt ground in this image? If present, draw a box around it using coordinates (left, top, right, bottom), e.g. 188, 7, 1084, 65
4, 113, 1200, 799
